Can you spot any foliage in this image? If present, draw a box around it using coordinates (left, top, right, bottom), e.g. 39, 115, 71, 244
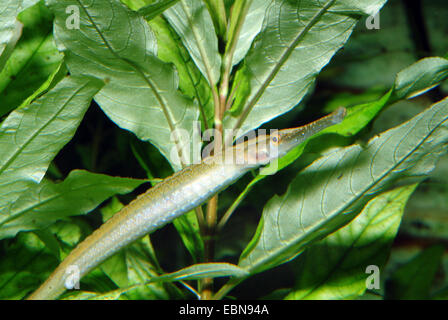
0, 0, 447, 300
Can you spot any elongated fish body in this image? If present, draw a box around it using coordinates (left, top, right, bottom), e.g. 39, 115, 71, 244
27, 161, 250, 300
28, 107, 346, 300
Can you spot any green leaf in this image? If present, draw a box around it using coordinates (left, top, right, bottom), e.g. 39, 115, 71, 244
267, 55, 448, 177
0, 219, 92, 299
229, 55, 448, 221
33, 229, 62, 261
0, 170, 147, 240
13, 61, 67, 117
262, 90, 394, 176
0, 0, 40, 72
172, 210, 204, 263
164, 0, 221, 86
138, 0, 180, 20
228, 63, 251, 116
123, 15, 208, 260
64, 262, 248, 300
280, 55, 448, 172
48, 0, 199, 171
153, 262, 249, 282
228, 0, 270, 67
239, 96, 448, 275
202, 0, 227, 38
394, 57, 448, 99
100, 238, 171, 300
385, 245, 445, 300
121, 242, 174, 300
0, 1, 63, 117
119, 0, 151, 11
0, 232, 58, 299
148, 16, 214, 129
226, 91, 394, 215
224, 0, 387, 137
285, 184, 418, 300
0, 76, 103, 213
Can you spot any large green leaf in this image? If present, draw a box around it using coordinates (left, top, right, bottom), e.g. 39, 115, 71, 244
225, 56, 448, 225
148, 16, 214, 129
0, 0, 40, 72
134, 15, 208, 261
279, 56, 448, 175
239, 96, 448, 274
0, 1, 63, 117
0, 76, 103, 214
164, 0, 221, 86
285, 184, 418, 300
0, 170, 147, 240
223, 0, 387, 138
48, 0, 199, 170
229, 0, 270, 67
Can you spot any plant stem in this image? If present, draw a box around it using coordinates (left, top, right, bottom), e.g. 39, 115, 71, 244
195, 206, 206, 235
201, 195, 219, 299
212, 277, 244, 300
219, 0, 252, 120
201, 89, 223, 299
200, 0, 253, 300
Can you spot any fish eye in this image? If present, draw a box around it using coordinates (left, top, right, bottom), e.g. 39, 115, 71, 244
271, 134, 279, 144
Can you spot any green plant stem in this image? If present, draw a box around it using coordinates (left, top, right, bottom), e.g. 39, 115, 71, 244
212, 277, 244, 300
225, 77, 239, 112
195, 206, 206, 235
219, 0, 252, 119
200, 0, 254, 300
178, 0, 221, 129
201, 69, 224, 302
201, 195, 219, 299
201, 91, 224, 299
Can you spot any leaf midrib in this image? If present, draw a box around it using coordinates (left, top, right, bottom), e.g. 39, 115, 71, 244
234, 0, 336, 131
75, 0, 183, 154
179, 0, 218, 86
